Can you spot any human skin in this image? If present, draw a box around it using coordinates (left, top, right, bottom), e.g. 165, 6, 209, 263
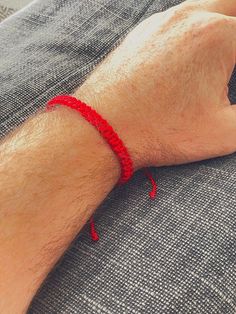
0, 0, 236, 313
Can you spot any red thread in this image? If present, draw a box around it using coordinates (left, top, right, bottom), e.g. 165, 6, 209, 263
46, 95, 157, 241
89, 217, 99, 241
143, 167, 158, 199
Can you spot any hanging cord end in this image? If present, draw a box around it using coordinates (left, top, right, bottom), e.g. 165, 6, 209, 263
149, 188, 157, 199
89, 217, 99, 241
143, 167, 158, 199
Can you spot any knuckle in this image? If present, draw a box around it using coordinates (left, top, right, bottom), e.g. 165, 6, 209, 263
166, 4, 194, 23
166, 0, 206, 17
203, 13, 230, 28
186, 13, 230, 43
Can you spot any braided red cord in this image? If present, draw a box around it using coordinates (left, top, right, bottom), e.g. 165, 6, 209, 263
47, 95, 133, 185
46, 95, 157, 242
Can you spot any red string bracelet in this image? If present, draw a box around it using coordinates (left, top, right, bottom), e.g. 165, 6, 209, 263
46, 94, 157, 241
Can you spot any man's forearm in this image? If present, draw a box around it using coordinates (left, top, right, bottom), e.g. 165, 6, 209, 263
0, 105, 120, 314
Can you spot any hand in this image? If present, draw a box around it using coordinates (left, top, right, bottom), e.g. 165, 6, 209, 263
75, 0, 236, 171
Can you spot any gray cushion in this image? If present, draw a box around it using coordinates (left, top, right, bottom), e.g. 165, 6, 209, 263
0, 0, 236, 313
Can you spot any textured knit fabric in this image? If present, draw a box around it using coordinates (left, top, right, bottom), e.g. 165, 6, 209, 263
0, 1, 236, 313
0, 0, 32, 22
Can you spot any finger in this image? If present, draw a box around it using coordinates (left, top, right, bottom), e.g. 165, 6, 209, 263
189, 0, 236, 17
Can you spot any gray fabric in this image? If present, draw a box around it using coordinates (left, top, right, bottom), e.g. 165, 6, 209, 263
0, 0, 236, 313
0, 0, 32, 22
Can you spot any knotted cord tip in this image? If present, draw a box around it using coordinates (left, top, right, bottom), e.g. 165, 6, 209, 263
91, 231, 99, 241
143, 167, 158, 199
149, 190, 157, 199
90, 217, 100, 241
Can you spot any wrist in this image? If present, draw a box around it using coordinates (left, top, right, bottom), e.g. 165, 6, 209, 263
43, 105, 121, 188
74, 83, 152, 171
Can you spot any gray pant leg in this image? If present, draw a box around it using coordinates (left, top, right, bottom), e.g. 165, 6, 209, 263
0, 1, 236, 313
